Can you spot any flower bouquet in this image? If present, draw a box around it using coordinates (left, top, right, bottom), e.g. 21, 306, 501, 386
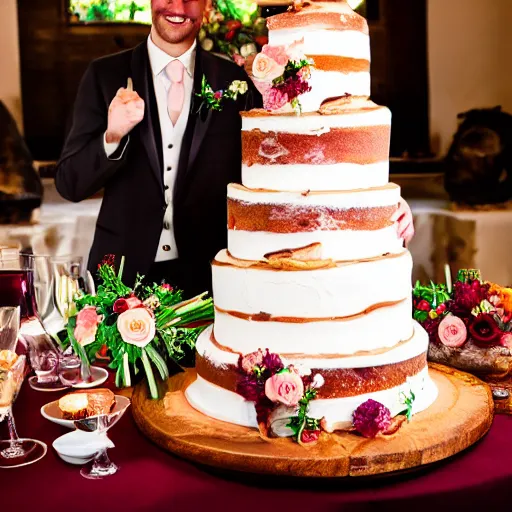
413, 269, 512, 381
245, 41, 313, 114
61, 256, 214, 399
199, 0, 268, 66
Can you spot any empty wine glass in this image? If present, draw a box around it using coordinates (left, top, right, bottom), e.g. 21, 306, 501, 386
74, 398, 130, 479
0, 306, 47, 468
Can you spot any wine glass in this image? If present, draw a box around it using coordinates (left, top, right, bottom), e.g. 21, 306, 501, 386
74, 398, 131, 479
0, 306, 47, 468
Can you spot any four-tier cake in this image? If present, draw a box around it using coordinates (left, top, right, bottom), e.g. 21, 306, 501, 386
186, 0, 438, 438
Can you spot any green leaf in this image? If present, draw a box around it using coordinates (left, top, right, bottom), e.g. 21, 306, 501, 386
146, 344, 169, 381
141, 348, 159, 399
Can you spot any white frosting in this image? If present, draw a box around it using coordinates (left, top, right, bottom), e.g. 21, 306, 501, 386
185, 367, 438, 431
228, 183, 400, 208
269, 29, 371, 61
198, 322, 427, 370
242, 162, 389, 192
213, 250, 412, 318
213, 299, 414, 356
295, 69, 371, 113
242, 105, 390, 134
228, 225, 404, 262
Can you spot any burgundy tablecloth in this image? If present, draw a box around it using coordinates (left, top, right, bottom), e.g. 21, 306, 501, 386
3, 376, 512, 511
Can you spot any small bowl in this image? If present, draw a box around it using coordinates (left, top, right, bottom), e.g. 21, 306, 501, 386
53, 430, 113, 465
41, 395, 131, 429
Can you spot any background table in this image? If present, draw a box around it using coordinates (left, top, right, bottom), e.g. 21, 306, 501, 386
3, 373, 512, 511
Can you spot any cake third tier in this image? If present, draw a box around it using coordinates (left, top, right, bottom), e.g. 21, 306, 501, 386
212, 249, 413, 356
227, 182, 403, 261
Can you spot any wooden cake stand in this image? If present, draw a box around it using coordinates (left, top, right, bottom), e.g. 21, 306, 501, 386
132, 363, 494, 477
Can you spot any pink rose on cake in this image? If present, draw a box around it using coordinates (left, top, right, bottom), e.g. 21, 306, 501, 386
252, 49, 285, 81
117, 307, 156, 348
74, 306, 102, 346
438, 314, 468, 348
265, 368, 304, 407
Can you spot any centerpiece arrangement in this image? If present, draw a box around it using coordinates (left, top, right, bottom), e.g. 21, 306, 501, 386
61, 256, 214, 399
413, 269, 512, 395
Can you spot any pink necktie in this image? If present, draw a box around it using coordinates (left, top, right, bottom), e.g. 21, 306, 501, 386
166, 60, 185, 126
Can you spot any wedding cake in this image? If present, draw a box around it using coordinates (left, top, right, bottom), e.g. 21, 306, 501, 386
186, 0, 437, 439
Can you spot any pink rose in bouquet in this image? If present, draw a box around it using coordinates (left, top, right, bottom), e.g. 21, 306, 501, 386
117, 307, 156, 348
438, 314, 468, 348
74, 306, 102, 346
265, 369, 304, 407
252, 52, 285, 81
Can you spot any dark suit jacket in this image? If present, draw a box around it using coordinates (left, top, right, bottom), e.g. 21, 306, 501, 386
55, 41, 261, 296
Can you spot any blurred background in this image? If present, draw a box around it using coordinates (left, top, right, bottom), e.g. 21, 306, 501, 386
1, 0, 512, 285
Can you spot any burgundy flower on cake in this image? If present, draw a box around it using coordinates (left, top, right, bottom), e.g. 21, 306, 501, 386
262, 350, 284, 375
352, 399, 392, 438
438, 314, 468, 348
469, 314, 502, 346
265, 369, 304, 407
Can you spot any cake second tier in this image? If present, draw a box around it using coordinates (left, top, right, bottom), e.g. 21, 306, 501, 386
227, 182, 403, 261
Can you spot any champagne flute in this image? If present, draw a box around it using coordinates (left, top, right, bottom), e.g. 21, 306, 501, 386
0, 306, 47, 468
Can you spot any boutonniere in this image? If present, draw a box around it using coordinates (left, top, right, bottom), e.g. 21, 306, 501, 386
195, 75, 248, 114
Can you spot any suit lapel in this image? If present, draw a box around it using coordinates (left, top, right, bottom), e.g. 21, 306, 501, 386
131, 43, 164, 193
174, 47, 219, 201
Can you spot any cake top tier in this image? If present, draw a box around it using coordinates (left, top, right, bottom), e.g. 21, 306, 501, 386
267, 1, 368, 35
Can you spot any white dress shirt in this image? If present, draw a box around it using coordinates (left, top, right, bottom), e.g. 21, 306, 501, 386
104, 36, 196, 262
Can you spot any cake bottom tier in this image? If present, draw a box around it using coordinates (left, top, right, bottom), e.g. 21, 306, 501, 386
185, 324, 438, 432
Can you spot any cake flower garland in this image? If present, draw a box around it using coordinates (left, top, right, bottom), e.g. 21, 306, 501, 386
63, 256, 214, 399
246, 42, 313, 114
236, 349, 417, 444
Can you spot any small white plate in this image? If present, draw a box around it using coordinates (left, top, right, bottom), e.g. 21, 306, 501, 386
53, 430, 113, 465
41, 395, 131, 429
71, 366, 109, 389
28, 376, 69, 393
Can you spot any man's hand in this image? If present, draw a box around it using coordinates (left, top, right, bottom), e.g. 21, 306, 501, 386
106, 79, 145, 143
391, 197, 415, 246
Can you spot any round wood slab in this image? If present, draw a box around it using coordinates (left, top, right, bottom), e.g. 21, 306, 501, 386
132, 363, 494, 477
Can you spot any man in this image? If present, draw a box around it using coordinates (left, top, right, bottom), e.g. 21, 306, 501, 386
56, 0, 414, 297
55, 0, 259, 297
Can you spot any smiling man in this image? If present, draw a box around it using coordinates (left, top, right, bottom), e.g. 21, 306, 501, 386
55, 0, 260, 297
